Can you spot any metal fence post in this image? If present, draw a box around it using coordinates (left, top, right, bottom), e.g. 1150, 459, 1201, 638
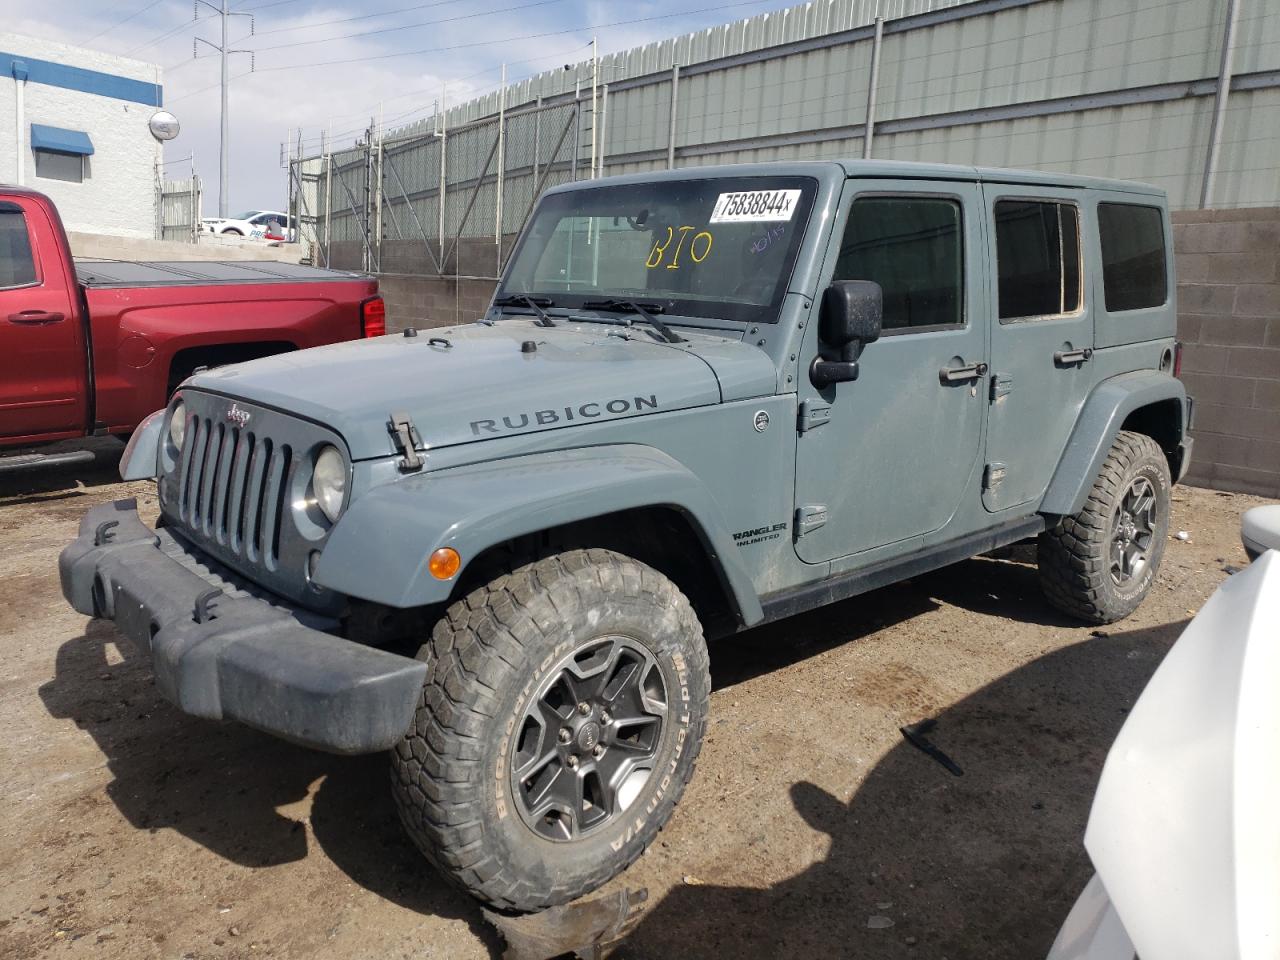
1200, 0, 1242, 208
533, 95, 542, 190
667, 62, 680, 169
863, 16, 884, 159
571, 79, 582, 181
598, 83, 609, 178
495, 64, 507, 276
375, 110, 385, 271
439, 89, 448, 271
323, 129, 333, 269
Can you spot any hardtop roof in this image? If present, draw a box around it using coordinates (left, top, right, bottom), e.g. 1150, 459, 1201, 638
544, 159, 1164, 199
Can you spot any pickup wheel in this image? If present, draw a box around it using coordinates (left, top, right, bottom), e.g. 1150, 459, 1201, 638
1038, 430, 1171, 624
390, 548, 710, 911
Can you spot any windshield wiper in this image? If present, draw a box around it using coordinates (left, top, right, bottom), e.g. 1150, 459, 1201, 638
580, 299, 686, 344
493, 294, 556, 327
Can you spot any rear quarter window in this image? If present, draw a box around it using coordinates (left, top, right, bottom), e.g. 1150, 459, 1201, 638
1098, 202, 1168, 312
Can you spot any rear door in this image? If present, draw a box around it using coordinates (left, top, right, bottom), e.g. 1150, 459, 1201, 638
981, 185, 1095, 511
0, 197, 87, 442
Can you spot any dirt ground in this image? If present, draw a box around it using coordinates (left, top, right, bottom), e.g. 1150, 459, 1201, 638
0, 439, 1272, 960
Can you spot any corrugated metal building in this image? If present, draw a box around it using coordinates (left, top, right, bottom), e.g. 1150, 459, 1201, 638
296, 0, 1278, 260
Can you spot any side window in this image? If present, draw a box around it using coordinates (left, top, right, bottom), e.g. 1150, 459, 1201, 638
994, 200, 1081, 320
834, 196, 964, 330
0, 204, 38, 289
34, 150, 85, 184
1098, 203, 1167, 312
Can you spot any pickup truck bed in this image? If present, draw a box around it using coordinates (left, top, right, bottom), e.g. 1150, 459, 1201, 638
76, 259, 363, 287
0, 185, 382, 456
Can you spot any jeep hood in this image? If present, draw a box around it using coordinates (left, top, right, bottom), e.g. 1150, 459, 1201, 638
188, 321, 776, 459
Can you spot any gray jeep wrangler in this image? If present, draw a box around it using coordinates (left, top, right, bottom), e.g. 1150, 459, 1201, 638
60, 160, 1192, 911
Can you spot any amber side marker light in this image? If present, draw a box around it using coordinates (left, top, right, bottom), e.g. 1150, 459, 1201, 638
429, 547, 461, 580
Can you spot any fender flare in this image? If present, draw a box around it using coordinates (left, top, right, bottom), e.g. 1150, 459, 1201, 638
1040, 370, 1188, 517
119, 408, 165, 480
313, 444, 764, 626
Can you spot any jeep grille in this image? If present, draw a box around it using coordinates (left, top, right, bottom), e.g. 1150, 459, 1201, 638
160, 391, 345, 613
178, 418, 291, 569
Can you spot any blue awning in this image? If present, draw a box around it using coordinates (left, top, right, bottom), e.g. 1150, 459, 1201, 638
30, 124, 94, 156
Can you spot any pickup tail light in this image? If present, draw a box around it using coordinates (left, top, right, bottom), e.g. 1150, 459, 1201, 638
1173, 341, 1183, 378
362, 297, 386, 338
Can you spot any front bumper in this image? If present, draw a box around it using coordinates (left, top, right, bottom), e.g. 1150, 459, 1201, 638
58, 499, 427, 754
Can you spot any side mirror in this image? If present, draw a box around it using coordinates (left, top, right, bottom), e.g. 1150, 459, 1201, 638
810, 280, 883, 388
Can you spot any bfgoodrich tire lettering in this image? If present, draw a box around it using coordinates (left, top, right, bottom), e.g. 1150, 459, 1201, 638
1038, 430, 1171, 624
390, 548, 710, 911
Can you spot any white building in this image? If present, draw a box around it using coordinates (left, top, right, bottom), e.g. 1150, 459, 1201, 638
1, 33, 164, 238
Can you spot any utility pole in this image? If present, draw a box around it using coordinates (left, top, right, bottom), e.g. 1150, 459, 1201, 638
193, 0, 254, 216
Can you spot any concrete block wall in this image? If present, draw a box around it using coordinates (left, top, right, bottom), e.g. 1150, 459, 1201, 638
1173, 208, 1280, 498
68, 231, 303, 263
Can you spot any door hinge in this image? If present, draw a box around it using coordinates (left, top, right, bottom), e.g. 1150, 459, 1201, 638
990, 372, 1014, 403
795, 504, 828, 537
387, 411, 424, 472
983, 462, 1007, 491
797, 401, 831, 434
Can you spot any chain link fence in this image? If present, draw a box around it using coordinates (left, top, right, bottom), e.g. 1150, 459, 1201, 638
156, 175, 203, 243
291, 98, 584, 280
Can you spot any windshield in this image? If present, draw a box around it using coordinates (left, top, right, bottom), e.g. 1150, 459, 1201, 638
499, 176, 817, 324
233, 210, 261, 220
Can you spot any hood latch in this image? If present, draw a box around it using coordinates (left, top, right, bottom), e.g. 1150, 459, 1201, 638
387, 411, 424, 472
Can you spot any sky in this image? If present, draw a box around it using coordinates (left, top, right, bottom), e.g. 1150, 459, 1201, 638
5, 0, 795, 213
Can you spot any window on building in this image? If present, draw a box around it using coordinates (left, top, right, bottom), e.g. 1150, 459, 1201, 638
0, 205, 38, 289
1098, 202, 1168, 312
994, 200, 1081, 320
834, 196, 964, 331
34, 150, 86, 183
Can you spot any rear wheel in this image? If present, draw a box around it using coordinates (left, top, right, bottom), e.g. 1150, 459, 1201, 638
1038, 430, 1171, 624
391, 549, 710, 911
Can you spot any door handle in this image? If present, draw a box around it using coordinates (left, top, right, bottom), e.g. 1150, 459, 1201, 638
8, 310, 65, 324
939, 360, 988, 384
1054, 347, 1093, 366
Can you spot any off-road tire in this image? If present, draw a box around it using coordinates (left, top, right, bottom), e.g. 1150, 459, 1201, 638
390, 549, 711, 912
1038, 430, 1171, 624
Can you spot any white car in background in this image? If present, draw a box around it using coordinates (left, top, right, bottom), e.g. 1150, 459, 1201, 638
201, 211, 293, 241
1047, 505, 1280, 960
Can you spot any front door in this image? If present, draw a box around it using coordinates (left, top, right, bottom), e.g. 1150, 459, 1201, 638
794, 181, 988, 564
0, 197, 86, 442
981, 186, 1095, 511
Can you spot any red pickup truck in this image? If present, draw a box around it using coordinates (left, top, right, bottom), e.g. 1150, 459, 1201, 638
0, 186, 383, 471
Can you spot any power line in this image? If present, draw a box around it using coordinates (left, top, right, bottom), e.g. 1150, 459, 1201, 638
253, 0, 785, 72
252, 0, 471, 38
82, 0, 170, 46
125, 15, 206, 55
249, 0, 569, 53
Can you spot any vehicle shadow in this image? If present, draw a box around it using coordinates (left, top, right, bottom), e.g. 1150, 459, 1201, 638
0, 437, 126, 505
916, 552, 1086, 629
37, 619, 503, 956
710, 578, 941, 691
615, 615, 1187, 960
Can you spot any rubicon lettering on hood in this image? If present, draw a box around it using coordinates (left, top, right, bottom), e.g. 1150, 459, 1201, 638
471, 394, 659, 436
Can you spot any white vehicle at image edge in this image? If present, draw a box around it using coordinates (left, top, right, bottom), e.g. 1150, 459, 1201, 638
200, 211, 293, 241
1046, 507, 1280, 960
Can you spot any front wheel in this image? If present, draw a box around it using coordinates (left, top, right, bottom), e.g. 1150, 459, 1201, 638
1038, 430, 1172, 624
391, 549, 710, 911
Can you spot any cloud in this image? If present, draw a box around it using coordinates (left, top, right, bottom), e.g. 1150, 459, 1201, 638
9, 0, 792, 210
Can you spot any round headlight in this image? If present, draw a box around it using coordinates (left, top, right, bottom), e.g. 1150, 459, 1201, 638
168, 401, 186, 450
312, 445, 347, 523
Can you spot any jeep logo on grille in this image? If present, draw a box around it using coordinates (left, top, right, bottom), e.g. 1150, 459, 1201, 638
225, 403, 251, 427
